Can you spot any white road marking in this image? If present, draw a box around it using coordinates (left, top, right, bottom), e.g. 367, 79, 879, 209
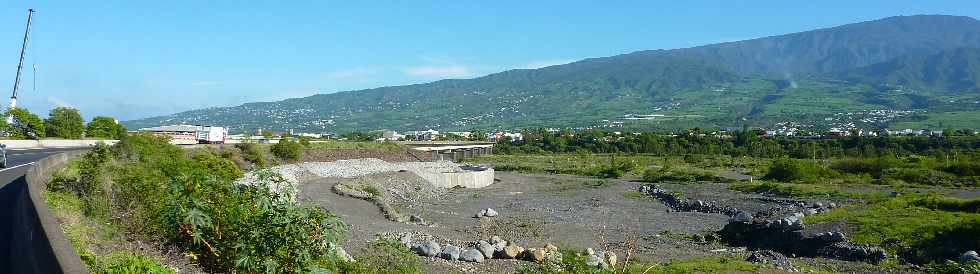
0, 162, 34, 172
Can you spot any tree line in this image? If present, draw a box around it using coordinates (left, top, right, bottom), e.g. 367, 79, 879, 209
493, 128, 980, 160
1, 107, 127, 140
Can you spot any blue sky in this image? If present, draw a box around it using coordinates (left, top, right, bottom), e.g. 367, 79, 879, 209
1, 1, 978, 121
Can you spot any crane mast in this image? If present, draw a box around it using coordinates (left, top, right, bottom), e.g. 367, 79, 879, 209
8, 9, 34, 123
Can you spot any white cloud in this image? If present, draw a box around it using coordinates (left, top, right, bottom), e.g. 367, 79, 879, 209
519, 59, 574, 69
47, 96, 74, 108
323, 67, 376, 80
404, 65, 474, 78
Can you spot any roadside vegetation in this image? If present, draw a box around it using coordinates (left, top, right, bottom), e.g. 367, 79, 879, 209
46, 134, 349, 273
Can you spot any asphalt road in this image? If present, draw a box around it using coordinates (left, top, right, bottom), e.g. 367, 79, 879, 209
0, 147, 88, 183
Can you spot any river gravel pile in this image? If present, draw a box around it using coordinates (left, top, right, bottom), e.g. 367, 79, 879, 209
236, 158, 462, 189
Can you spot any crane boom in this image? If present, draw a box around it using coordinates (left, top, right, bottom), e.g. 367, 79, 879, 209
9, 9, 34, 112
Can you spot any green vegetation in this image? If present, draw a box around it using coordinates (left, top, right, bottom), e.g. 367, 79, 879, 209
337, 240, 423, 274
730, 181, 884, 199
45, 107, 85, 139
4, 107, 45, 139
468, 154, 655, 178
642, 167, 732, 184
271, 138, 304, 161
234, 142, 267, 167
306, 140, 407, 151
85, 116, 127, 139
103, 253, 174, 274
805, 194, 980, 263
46, 134, 348, 273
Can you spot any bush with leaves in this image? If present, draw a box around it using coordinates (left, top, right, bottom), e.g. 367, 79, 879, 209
85, 116, 127, 139
271, 139, 303, 161
5, 107, 45, 139
44, 107, 86, 139
50, 134, 348, 273
235, 142, 267, 167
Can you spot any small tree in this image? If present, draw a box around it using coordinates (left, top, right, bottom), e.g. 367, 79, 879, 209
5, 108, 46, 139
86, 116, 127, 139
45, 107, 85, 139
271, 139, 303, 161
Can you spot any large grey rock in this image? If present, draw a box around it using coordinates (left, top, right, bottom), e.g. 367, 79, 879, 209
731, 211, 753, 223
818, 231, 847, 243
477, 240, 494, 259
490, 236, 504, 245
461, 249, 485, 262
412, 241, 441, 257
585, 254, 602, 267
439, 244, 461, 260
484, 208, 499, 217
747, 250, 797, 272
962, 250, 980, 262
410, 214, 424, 224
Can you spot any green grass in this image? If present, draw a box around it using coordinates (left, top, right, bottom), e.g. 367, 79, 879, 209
337, 240, 424, 274
541, 178, 618, 192
45, 190, 173, 273
805, 194, 980, 263
468, 154, 659, 177
889, 110, 980, 129
730, 181, 887, 199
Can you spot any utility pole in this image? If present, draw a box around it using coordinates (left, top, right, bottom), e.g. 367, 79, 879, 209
8, 9, 35, 124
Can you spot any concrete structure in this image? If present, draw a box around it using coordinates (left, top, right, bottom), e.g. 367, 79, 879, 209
408, 143, 494, 162
0, 139, 118, 149
414, 165, 495, 188
0, 150, 89, 273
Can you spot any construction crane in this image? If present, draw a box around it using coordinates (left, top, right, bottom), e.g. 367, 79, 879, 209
7, 9, 35, 124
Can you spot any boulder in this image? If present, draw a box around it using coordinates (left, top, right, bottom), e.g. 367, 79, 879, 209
439, 244, 461, 260
586, 248, 595, 255
585, 254, 602, 267
545, 243, 559, 253
525, 248, 547, 262
731, 211, 753, 223
399, 234, 412, 247
410, 214, 424, 224
490, 236, 505, 245
502, 244, 524, 259
804, 208, 818, 216
477, 240, 494, 259
475, 209, 487, 218
461, 249, 485, 262
492, 241, 508, 254
962, 250, 980, 262
818, 231, 847, 243
485, 208, 499, 217
334, 246, 354, 262
412, 241, 441, 257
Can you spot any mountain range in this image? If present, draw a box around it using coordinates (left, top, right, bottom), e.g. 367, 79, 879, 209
124, 15, 980, 133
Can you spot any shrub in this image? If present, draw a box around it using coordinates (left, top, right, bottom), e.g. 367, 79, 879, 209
235, 142, 267, 167
49, 134, 348, 273
642, 168, 726, 183
831, 157, 898, 177
764, 158, 834, 182
944, 160, 980, 177
271, 139, 303, 161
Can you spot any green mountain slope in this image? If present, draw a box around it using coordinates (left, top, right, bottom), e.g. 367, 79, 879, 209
124, 15, 980, 133
840, 47, 980, 93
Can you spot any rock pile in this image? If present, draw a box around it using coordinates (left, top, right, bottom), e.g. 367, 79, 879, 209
962, 250, 980, 262
746, 250, 797, 272
721, 210, 886, 263
405, 235, 562, 264
638, 184, 738, 216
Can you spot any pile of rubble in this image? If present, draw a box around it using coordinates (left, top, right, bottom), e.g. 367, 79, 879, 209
720, 206, 887, 263
404, 235, 562, 264
638, 184, 739, 216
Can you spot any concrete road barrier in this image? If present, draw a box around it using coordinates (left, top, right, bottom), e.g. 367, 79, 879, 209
0, 139, 118, 149
0, 150, 89, 273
